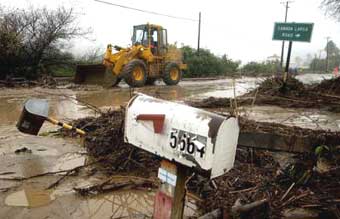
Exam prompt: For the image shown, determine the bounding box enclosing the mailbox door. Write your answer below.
[211,117,239,178]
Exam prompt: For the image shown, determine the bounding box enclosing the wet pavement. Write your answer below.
[0,73,337,218]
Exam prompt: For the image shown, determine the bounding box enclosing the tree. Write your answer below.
[0,6,89,79]
[76,47,103,64]
[181,45,240,77]
[321,0,340,20]
[326,40,340,57]
[322,0,340,18]
[241,60,279,76]
[309,41,340,72]
[326,40,340,70]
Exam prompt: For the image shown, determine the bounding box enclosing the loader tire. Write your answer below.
[122,59,147,87]
[105,67,121,87]
[111,77,121,87]
[163,63,181,85]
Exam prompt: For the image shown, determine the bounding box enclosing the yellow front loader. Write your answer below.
[74,24,186,87]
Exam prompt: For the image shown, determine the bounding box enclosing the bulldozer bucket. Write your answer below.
[74,64,118,87]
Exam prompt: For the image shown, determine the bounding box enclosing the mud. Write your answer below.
[0,74,339,219]
[5,188,55,208]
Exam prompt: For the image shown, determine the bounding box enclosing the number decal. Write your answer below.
[187,138,195,154]
[169,129,207,159]
[179,133,187,151]
[196,146,205,158]
[170,131,177,148]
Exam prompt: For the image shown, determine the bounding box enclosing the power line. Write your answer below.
[94,0,198,22]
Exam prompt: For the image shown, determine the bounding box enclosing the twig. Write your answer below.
[73,177,156,196]
[186,192,203,203]
[229,186,258,194]
[0,171,16,175]
[280,182,295,201]
[46,168,77,189]
[280,191,310,208]
[0,158,105,182]
[35,90,102,114]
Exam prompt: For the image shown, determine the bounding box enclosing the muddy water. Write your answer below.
[0,74,337,218]
[243,105,340,131]
[0,74,334,126]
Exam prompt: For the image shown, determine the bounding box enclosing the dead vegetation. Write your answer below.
[188,76,340,113]
[62,110,160,177]
[54,75,340,218]
[311,76,340,95]
[60,106,340,218]
[195,149,340,218]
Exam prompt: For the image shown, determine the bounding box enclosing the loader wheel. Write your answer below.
[105,67,121,87]
[122,59,147,87]
[163,63,181,85]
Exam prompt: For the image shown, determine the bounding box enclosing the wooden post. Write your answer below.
[170,164,189,219]
[153,160,190,219]
[281,41,293,92]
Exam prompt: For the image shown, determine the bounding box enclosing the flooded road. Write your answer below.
[0,73,334,125]
[0,73,337,219]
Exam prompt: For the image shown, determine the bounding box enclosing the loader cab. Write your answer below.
[132,24,168,56]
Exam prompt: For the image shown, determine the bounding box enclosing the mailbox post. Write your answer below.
[154,160,189,219]
[124,93,240,218]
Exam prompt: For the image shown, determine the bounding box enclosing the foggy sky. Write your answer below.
[2,0,340,63]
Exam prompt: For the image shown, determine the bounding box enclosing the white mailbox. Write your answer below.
[124,93,239,179]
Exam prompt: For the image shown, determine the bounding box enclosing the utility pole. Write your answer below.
[197,12,201,55]
[326,36,330,73]
[280,1,293,70]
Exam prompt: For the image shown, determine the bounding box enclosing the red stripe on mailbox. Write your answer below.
[136,114,165,133]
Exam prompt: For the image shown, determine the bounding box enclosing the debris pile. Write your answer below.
[248,76,305,96]
[197,148,340,218]
[0,75,71,88]
[188,76,340,112]
[63,109,339,218]
[311,76,340,95]
[66,110,160,177]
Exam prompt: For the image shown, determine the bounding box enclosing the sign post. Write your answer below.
[273,22,314,89]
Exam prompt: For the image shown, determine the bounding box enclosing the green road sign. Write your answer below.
[273,22,314,42]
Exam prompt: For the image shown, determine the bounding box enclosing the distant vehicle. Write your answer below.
[74,24,187,87]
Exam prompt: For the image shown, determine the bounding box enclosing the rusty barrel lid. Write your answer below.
[16,99,49,135]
